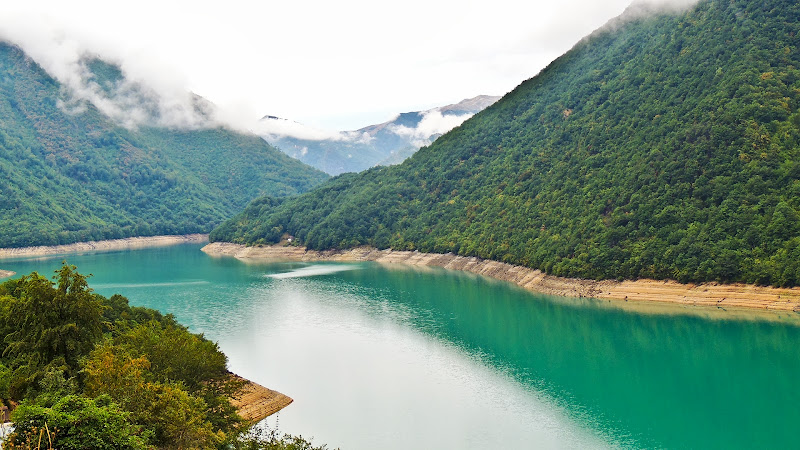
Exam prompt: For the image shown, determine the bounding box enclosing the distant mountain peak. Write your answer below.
[260,115,289,121]
[438,95,501,115]
[258,95,500,175]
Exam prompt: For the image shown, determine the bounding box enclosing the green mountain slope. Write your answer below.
[212,0,800,286]
[0,43,328,248]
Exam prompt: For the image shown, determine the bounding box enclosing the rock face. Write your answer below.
[202,243,800,313]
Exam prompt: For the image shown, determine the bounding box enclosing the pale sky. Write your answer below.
[0,0,666,131]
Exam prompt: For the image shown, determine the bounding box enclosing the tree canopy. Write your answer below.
[0,264,244,449]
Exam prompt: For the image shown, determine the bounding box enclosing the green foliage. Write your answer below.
[118,320,228,391]
[213,0,800,286]
[1,265,103,397]
[6,395,148,450]
[0,265,251,449]
[83,344,224,449]
[100,293,179,335]
[232,426,332,450]
[82,320,245,441]
[0,43,328,248]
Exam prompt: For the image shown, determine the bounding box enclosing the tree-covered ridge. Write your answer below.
[212,0,800,286]
[0,43,328,248]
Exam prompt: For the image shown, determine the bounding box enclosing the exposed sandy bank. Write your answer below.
[0,234,209,260]
[230,375,293,422]
[203,242,800,314]
[0,270,14,279]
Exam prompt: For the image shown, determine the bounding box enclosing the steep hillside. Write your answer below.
[212,0,800,286]
[262,95,499,175]
[0,43,328,248]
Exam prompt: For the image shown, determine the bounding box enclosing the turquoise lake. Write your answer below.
[2,244,799,449]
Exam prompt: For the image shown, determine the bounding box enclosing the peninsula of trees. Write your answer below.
[0,265,328,449]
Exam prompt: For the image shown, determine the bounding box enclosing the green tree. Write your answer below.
[83,338,233,449]
[5,394,148,450]
[1,264,103,397]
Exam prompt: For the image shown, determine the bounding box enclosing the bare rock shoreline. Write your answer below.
[0,234,209,280]
[230,376,293,422]
[203,242,800,314]
[0,234,209,260]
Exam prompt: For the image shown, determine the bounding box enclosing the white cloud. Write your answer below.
[0,15,218,130]
[0,0,701,132]
[389,110,474,147]
[253,117,373,143]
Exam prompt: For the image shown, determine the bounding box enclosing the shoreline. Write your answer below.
[0,236,292,422]
[0,234,209,261]
[202,242,800,314]
[230,375,293,423]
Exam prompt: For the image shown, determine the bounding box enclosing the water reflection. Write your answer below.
[2,248,799,449]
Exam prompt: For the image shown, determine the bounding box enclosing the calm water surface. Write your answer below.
[2,244,799,449]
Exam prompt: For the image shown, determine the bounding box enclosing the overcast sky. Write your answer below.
[1,0,668,131]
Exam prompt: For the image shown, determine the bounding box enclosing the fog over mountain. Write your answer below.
[0,42,327,248]
[0,0,698,132]
[256,95,500,174]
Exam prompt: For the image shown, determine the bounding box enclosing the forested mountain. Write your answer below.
[261,95,500,175]
[212,0,800,286]
[0,43,328,248]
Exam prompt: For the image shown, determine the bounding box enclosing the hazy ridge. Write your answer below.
[260,95,500,175]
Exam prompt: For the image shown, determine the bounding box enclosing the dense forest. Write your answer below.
[0,265,328,449]
[213,0,800,286]
[0,44,328,248]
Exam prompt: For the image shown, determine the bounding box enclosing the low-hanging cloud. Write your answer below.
[388,110,474,148]
[608,0,702,27]
[254,116,373,144]
[0,16,222,130]
[0,0,705,135]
